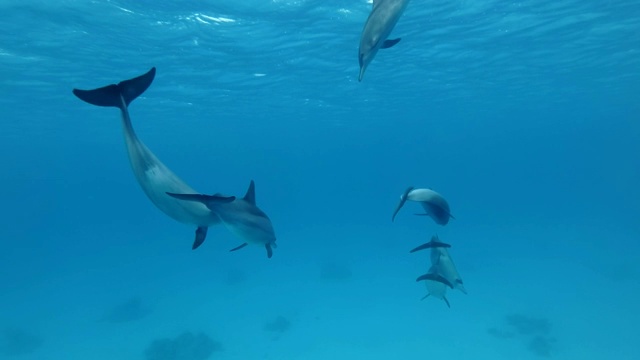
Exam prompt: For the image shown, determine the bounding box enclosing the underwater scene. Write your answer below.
[0,0,639,359]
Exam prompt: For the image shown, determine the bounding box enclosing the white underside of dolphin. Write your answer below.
[411,235,467,297]
[72,68,276,257]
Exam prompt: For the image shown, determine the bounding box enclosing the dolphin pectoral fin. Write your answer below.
[166,192,236,205]
[413,213,429,216]
[265,243,273,258]
[409,241,451,253]
[443,296,451,308]
[392,186,414,222]
[72,67,156,109]
[229,243,248,252]
[416,273,454,289]
[381,38,401,49]
[193,226,208,250]
[420,294,430,301]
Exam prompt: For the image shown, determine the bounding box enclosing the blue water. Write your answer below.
[1,0,639,359]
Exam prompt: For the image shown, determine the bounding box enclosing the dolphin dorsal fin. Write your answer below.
[244,180,256,205]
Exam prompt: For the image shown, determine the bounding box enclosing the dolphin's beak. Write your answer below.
[358,66,366,82]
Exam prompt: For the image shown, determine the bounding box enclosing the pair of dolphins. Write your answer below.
[358,0,411,81]
[72,67,277,258]
[411,235,467,308]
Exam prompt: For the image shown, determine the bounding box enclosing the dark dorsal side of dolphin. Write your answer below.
[72,67,156,110]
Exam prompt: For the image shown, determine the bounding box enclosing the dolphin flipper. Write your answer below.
[416,273,454,289]
[166,192,236,207]
[230,243,248,252]
[265,243,273,258]
[72,67,156,109]
[193,226,208,250]
[420,294,430,301]
[381,38,401,49]
[443,296,451,308]
[409,241,451,253]
[392,186,414,222]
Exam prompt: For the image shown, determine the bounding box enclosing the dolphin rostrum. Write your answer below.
[72,67,234,250]
[358,0,411,81]
[412,235,467,294]
[167,180,278,258]
[391,186,454,225]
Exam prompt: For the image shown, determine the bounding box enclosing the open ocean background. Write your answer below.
[1,0,639,359]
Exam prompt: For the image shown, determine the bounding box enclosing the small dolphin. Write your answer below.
[167,180,278,258]
[358,0,411,81]
[417,265,451,308]
[412,235,467,294]
[72,68,233,250]
[391,186,454,225]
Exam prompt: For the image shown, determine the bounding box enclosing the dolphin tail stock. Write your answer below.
[381,38,401,49]
[166,192,236,207]
[192,226,208,250]
[416,273,454,289]
[72,67,157,110]
[391,186,414,222]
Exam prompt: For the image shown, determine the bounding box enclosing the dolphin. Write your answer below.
[358,0,411,81]
[411,235,467,294]
[72,67,234,250]
[418,265,451,308]
[167,180,278,258]
[391,186,454,225]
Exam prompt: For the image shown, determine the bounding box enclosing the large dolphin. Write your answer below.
[167,180,278,258]
[358,0,411,81]
[411,235,467,294]
[391,186,454,225]
[72,67,234,250]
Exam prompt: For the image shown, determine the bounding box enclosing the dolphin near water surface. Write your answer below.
[358,0,411,81]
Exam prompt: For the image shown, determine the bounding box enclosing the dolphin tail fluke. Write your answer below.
[230,243,248,252]
[72,67,156,109]
[409,240,451,253]
[416,273,454,289]
[391,186,414,222]
[193,226,208,250]
[381,38,401,49]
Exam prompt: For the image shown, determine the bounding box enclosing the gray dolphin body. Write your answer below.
[167,180,278,258]
[420,265,451,308]
[412,235,467,295]
[358,0,410,81]
[392,187,454,225]
[72,68,234,250]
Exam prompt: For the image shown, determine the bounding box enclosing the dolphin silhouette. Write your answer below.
[392,187,454,225]
[167,180,278,258]
[72,67,234,250]
[358,0,411,81]
[412,235,467,294]
[418,265,451,308]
